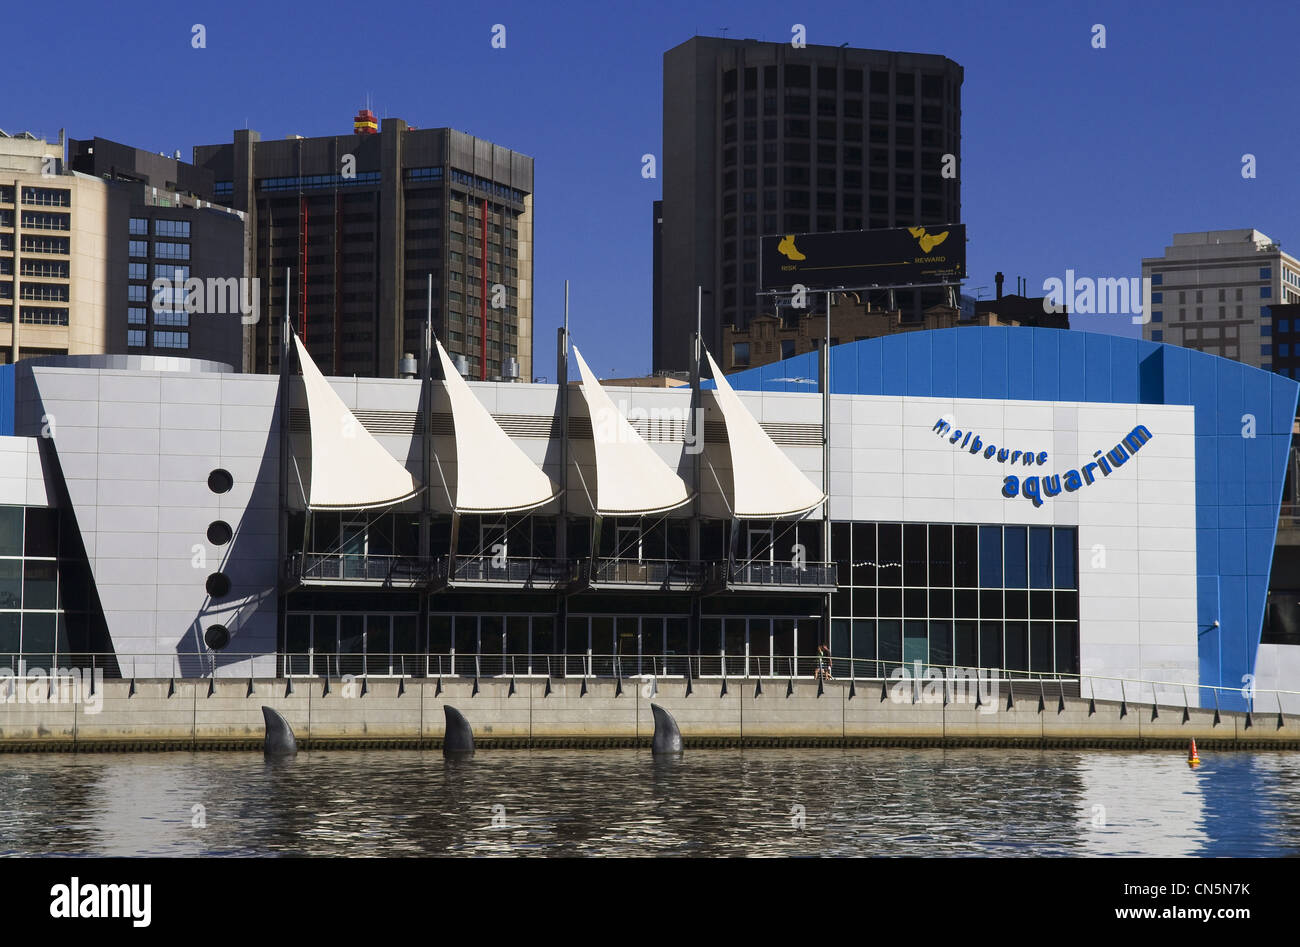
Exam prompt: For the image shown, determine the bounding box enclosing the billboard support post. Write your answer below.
[821,288,833,650]
[823,288,832,562]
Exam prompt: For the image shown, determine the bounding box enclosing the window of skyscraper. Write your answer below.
[154,219,190,238]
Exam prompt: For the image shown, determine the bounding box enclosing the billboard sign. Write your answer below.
[761,225,966,292]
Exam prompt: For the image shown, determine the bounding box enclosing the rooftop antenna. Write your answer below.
[720,27,729,38]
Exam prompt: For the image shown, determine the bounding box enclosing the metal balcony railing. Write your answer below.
[436,555,577,589]
[723,561,838,590]
[290,553,430,586]
[584,558,709,591]
[13,651,1300,718]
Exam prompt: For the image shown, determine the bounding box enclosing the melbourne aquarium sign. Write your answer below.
[932,418,1154,507]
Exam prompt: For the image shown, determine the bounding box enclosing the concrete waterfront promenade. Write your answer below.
[1,676,1298,751]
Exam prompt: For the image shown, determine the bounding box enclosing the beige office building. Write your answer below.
[0,130,120,362]
[1141,229,1300,370]
[2,130,248,367]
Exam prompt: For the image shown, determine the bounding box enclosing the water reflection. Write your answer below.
[0,749,1295,857]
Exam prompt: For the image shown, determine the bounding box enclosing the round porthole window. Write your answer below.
[206,572,231,597]
[204,624,231,651]
[208,469,234,494]
[207,521,233,545]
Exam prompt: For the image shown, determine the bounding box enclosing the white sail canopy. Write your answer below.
[293,333,422,510]
[572,344,692,516]
[705,349,825,518]
[435,337,560,513]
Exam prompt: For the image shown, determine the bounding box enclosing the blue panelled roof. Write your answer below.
[722,327,1300,711]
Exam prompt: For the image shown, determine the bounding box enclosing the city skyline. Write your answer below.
[4,0,1298,379]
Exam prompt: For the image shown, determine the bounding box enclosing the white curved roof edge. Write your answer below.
[571,344,693,516]
[705,348,826,519]
[435,337,560,513]
[293,334,422,511]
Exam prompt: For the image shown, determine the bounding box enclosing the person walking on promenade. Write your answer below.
[816,644,833,681]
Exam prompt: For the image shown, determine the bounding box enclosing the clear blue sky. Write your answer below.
[8,0,1297,378]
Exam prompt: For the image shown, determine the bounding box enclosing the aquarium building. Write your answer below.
[0,326,1294,713]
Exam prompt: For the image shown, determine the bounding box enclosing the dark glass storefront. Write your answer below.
[282,516,1078,681]
[829,521,1079,679]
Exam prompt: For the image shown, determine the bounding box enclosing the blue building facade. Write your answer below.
[725,328,1300,711]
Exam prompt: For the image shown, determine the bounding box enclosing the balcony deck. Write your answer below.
[289,553,430,588]
[433,555,577,591]
[719,561,838,593]
[580,558,709,593]
[284,553,836,594]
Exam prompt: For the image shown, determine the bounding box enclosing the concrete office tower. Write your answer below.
[194,114,535,381]
[1141,230,1300,371]
[653,37,963,373]
[68,138,247,368]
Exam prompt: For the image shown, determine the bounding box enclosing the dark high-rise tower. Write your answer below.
[653,37,963,373]
[194,114,534,380]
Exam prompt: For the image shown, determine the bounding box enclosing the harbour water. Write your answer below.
[1,748,1296,857]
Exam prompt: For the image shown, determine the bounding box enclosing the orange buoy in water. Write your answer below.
[1188,738,1201,767]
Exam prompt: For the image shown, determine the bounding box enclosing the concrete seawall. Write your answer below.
[1,677,1297,751]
